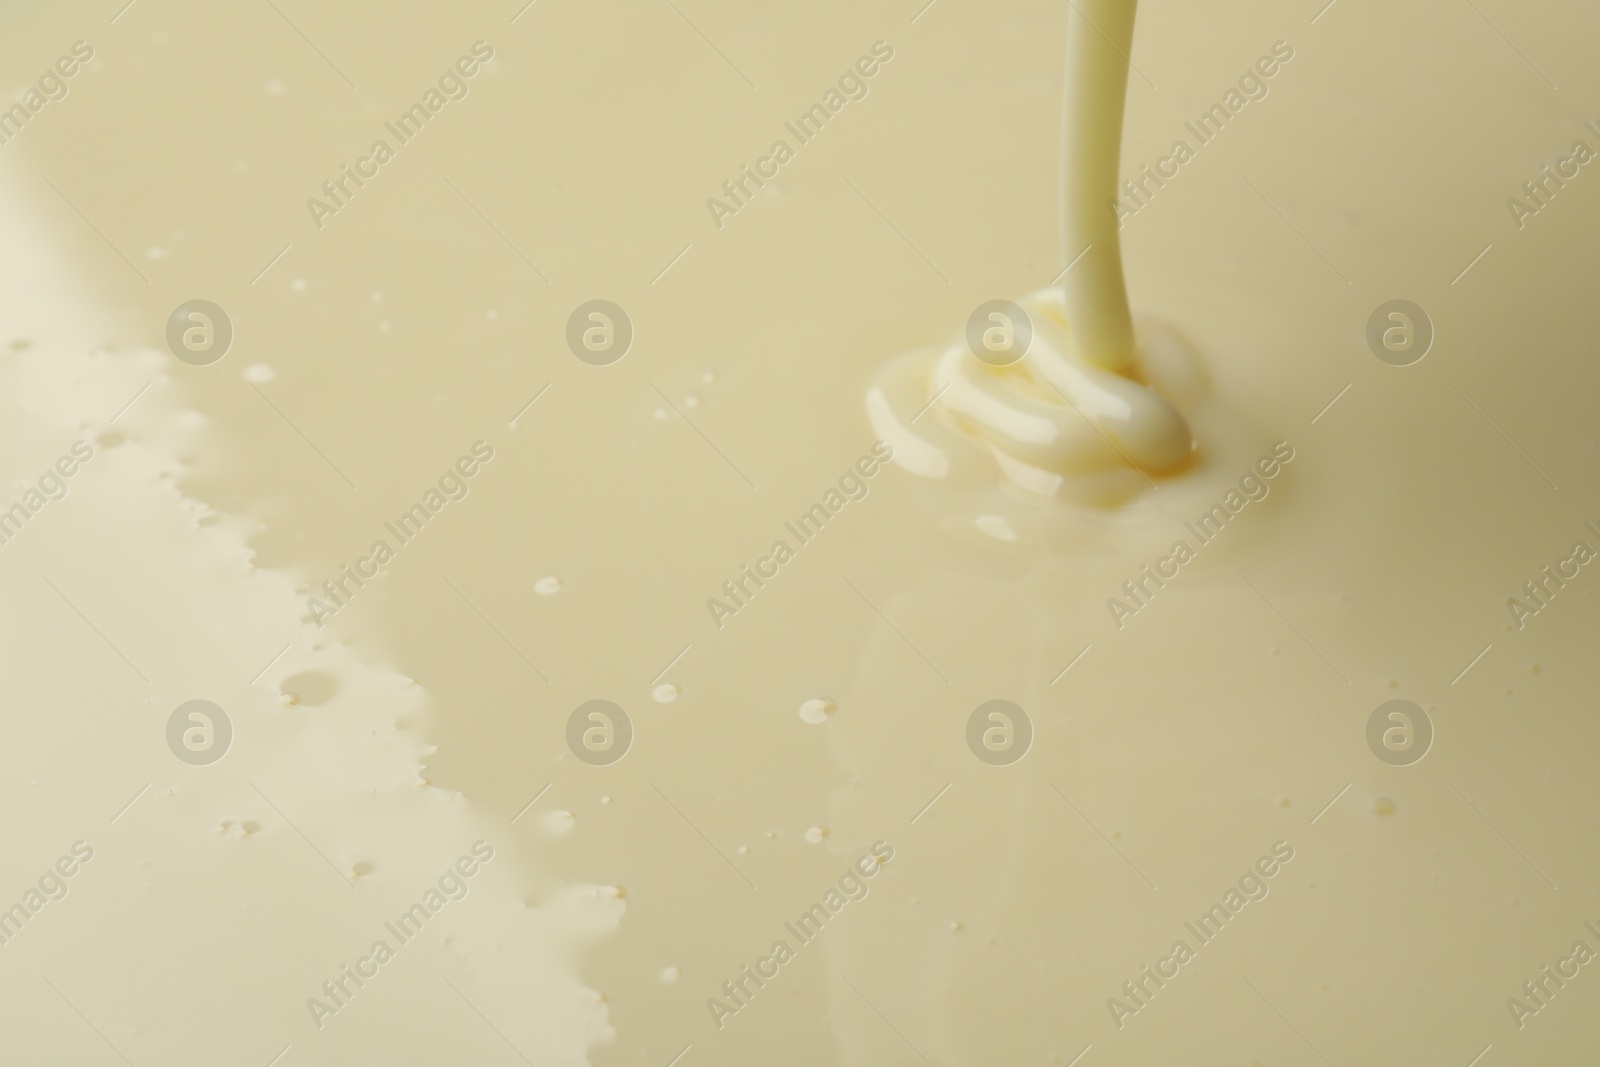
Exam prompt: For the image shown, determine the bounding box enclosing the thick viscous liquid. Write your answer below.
[1,2,1598,1066]
[871,0,1203,511]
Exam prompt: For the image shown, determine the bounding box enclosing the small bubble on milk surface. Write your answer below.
[798,697,835,724]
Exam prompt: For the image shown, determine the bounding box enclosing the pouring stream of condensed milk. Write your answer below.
[868,0,1199,509]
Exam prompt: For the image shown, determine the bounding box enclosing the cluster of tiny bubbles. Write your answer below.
[654,370,718,419]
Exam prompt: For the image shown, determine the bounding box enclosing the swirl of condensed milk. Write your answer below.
[868,0,1206,510]
[866,287,1205,509]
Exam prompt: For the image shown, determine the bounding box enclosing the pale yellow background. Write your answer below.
[0,1,1597,1065]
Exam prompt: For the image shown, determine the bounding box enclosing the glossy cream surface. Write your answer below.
[1,2,1598,1065]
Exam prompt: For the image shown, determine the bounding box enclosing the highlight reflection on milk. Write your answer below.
[870,0,1200,509]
